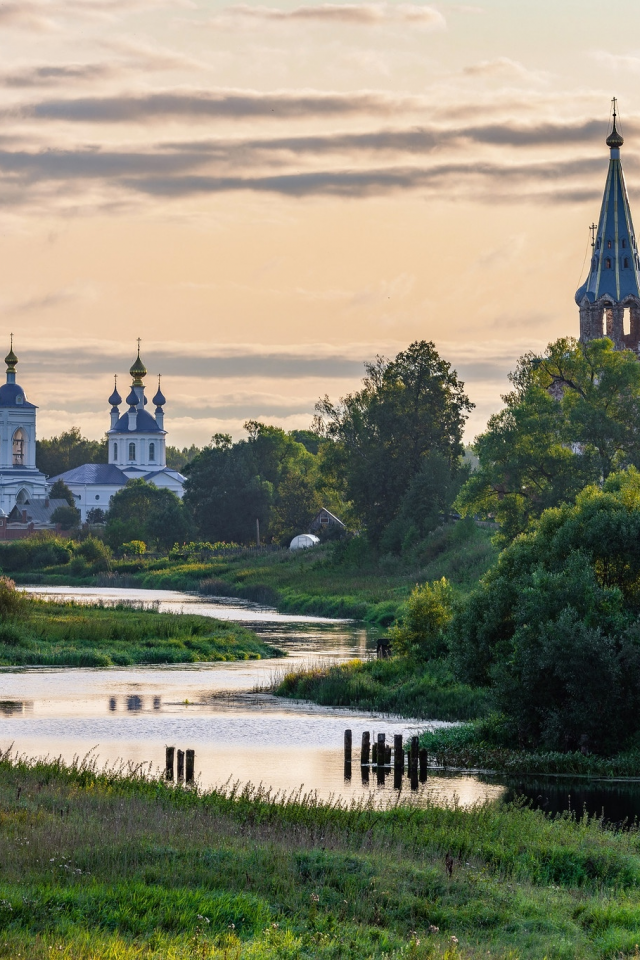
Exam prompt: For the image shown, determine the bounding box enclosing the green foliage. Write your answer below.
[50,503,81,530]
[0,576,27,620]
[104,480,194,551]
[121,540,146,556]
[48,479,76,506]
[456,336,640,543]
[315,341,473,547]
[165,442,202,471]
[449,467,640,753]
[389,578,454,660]
[37,426,107,477]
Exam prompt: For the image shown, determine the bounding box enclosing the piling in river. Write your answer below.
[186,749,195,783]
[177,749,185,782]
[361,731,370,765]
[165,746,175,781]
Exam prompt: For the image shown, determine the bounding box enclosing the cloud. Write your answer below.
[591,50,640,74]
[217,3,446,26]
[0,64,117,89]
[462,57,546,82]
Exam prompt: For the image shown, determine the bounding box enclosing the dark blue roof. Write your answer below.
[0,382,36,408]
[111,410,161,433]
[153,387,166,406]
[48,464,127,485]
[108,387,122,406]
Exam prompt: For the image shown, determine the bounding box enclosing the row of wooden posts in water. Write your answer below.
[344,730,428,790]
[165,746,195,783]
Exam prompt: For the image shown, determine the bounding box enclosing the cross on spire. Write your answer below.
[590,222,597,247]
[137,337,141,353]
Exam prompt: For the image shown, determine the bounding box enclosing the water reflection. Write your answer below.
[501,777,640,825]
[0,700,31,716]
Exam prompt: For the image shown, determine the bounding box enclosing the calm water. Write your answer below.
[1,586,638,819]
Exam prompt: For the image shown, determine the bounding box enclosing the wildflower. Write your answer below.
[450,936,459,943]
[428,925,439,934]
[310,893,320,902]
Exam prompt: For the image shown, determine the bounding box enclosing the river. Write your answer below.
[1,586,638,819]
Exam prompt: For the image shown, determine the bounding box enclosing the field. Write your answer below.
[3,752,640,958]
[0,600,277,667]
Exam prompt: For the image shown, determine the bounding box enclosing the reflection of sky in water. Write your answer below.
[0,586,506,808]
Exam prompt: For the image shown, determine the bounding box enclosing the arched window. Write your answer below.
[606,257,612,269]
[16,489,28,504]
[622,238,627,248]
[624,257,630,269]
[12,428,25,465]
[113,443,118,461]
[128,442,136,461]
[149,442,155,462]
[607,239,612,249]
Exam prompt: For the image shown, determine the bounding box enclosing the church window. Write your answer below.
[625,257,630,268]
[12,428,25,466]
[16,395,22,405]
[95,495,100,501]
[608,239,612,248]
[113,443,117,460]
[606,257,612,269]
[149,442,155,462]
[622,238,627,248]
[128,442,136,461]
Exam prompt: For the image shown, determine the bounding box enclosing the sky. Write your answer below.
[0,0,638,447]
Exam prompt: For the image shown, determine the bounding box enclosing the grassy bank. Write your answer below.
[419,725,640,779]
[0,600,278,667]
[275,658,492,722]
[5,753,640,957]
[7,521,498,627]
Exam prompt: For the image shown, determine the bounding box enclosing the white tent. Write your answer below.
[289,533,320,551]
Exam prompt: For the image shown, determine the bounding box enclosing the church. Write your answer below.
[49,344,185,521]
[576,102,640,349]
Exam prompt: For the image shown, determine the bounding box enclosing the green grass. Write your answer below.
[6,521,498,627]
[274,657,492,722]
[419,725,640,779]
[5,752,640,957]
[0,600,279,667]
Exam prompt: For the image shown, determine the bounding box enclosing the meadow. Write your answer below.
[3,751,640,958]
[0,600,277,667]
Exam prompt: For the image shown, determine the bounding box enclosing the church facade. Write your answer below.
[50,346,185,521]
[0,342,48,517]
[576,105,640,350]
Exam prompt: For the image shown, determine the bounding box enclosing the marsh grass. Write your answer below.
[273,658,492,722]
[0,600,278,667]
[4,750,640,956]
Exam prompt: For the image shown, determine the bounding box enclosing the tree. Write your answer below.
[49,479,76,507]
[50,503,81,530]
[37,427,107,478]
[86,507,106,524]
[456,337,640,543]
[314,341,473,547]
[104,480,193,551]
[389,578,453,660]
[449,468,640,753]
[165,444,202,471]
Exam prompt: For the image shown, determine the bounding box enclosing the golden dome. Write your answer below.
[129,340,147,386]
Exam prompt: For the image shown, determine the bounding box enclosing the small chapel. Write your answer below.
[576,102,640,349]
[50,344,185,521]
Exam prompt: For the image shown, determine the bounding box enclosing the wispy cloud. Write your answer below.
[216,3,446,27]
[462,57,549,83]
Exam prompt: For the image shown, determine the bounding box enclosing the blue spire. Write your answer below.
[576,100,640,305]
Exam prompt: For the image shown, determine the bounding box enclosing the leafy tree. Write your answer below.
[86,507,106,524]
[456,337,640,543]
[449,468,640,753]
[50,503,81,530]
[104,479,193,551]
[49,479,76,507]
[37,427,107,478]
[165,444,202,471]
[315,341,473,547]
[389,578,453,660]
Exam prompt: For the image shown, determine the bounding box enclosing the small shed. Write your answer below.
[289,534,320,551]
[309,507,345,535]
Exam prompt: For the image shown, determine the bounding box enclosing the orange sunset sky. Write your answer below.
[0,0,637,445]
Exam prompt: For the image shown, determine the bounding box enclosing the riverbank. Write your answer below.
[274,658,492,722]
[3,751,640,958]
[6,520,498,626]
[0,600,278,667]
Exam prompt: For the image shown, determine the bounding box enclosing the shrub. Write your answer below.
[0,577,28,620]
[121,540,146,556]
[389,577,453,660]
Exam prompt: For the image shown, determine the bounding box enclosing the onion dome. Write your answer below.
[108,376,122,407]
[126,388,138,406]
[606,110,624,150]
[153,375,166,407]
[5,336,17,375]
[129,340,147,386]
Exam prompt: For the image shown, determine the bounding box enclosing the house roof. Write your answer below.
[48,463,128,486]
[111,409,162,434]
[8,498,68,524]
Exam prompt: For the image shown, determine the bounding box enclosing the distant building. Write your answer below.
[576,102,640,351]
[0,499,68,541]
[309,507,345,535]
[49,344,185,521]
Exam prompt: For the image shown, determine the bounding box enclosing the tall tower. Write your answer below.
[107,342,167,471]
[576,101,640,350]
[0,338,47,512]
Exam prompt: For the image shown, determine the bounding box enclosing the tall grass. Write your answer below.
[4,750,640,956]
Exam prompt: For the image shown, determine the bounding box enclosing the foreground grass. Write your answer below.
[0,601,277,667]
[5,754,640,957]
[274,657,492,722]
[419,725,640,779]
[9,522,498,626]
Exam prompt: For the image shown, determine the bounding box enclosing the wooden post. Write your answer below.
[419,748,428,782]
[385,744,391,766]
[372,741,378,765]
[177,749,185,782]
[361,731,370,766]
[344,759,352,782]
[377,733,385,783]
[165,746,175,781]
[186,749,195,783]
[361,764,370,786]
[393,765,402,791]
[394,735,403,772]
[410,736,419,790]
[344,729,352,763]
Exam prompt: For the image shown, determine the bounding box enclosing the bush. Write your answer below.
[389,577,453,660]
[121,540,146,556]
[0,577,28,619]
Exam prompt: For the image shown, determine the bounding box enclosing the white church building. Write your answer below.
[50,344,186,520]
[0,340,48,515]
